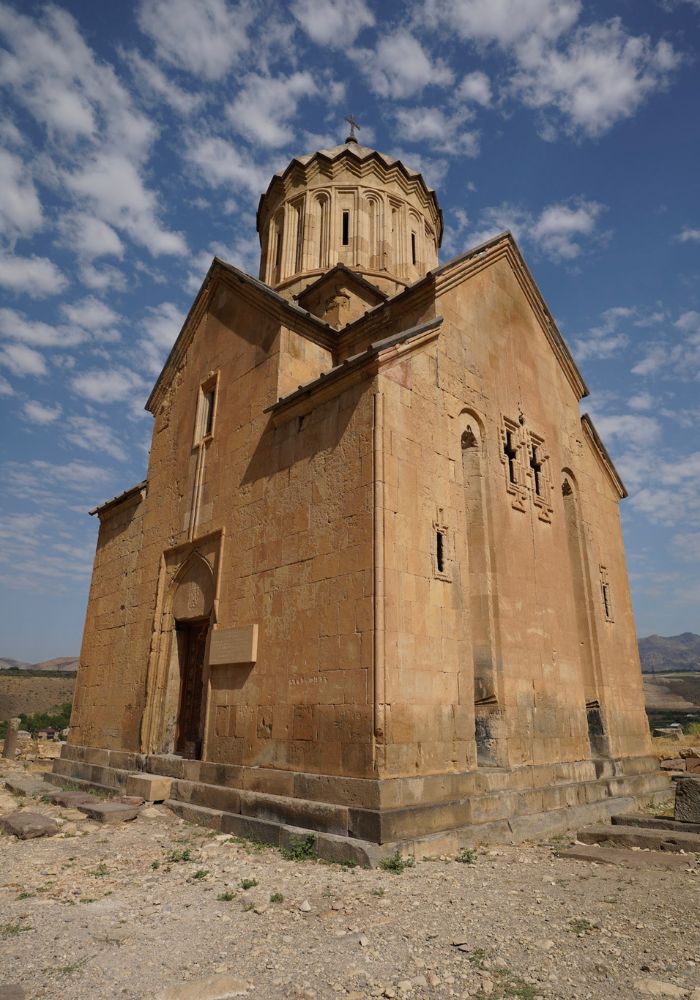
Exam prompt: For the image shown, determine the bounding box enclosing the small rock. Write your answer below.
[359,936,369,947]
[299,900,311,912]
[632,980,690,998]
[153,974,252,999]
[0,810,59,839]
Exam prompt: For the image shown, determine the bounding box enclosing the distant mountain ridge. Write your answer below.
[0,656,78,674]
[2,635,698,678]
[638,632,700,674]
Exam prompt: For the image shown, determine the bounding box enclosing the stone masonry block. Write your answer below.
[674,776,700,824]
[126,773,173,801]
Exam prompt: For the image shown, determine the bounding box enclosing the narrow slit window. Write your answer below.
[203,389,215,437]
[274,223,283,280]
[600,566,614,622]
[196,380,217,443]
[529,444,543,496]
[436,529,445,574]
[411,232,417,265]
[342,210,350,246]
[602,583,611,619]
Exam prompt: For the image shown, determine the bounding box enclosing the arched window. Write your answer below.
[316,193,330,269]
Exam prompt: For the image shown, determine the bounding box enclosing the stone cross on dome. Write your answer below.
[344,113,360,143]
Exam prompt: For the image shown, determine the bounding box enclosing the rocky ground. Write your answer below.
[1,758,699,1000]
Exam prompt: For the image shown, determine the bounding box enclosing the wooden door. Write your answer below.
[175,620,208,759]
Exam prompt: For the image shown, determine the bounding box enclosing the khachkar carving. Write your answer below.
[499,415,553,520]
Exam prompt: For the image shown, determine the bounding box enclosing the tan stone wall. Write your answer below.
[69,490,146,750]
[375,254,651,777]
[75,276,377,776]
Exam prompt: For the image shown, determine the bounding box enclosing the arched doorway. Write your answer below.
[170,554,215,759]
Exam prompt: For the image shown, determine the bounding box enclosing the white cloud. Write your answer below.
[139,301,186,375]
[137,0,251,80]
[628,392,655,411]
[422,0,580,46]
[59,212,125,261]
[66,415,127,461]
[23,400,62,424]
[123,49,204,115]
[292,0,375,46]
[61,297,121,332]
[0,342,48,377]
[353,30,454,99]
[0,374,13,396]
[71,367,145,404]
[394,106,479,156]
[632,311,700,379]
[510,19,681,138]
[573,306,633,361]
[0,149,43,239]
[676,227,700,243]
[531,200,604,259]
[420,3,681,138]
[185,136,271,198]
[78,262,128,293]
[466,197,604,264]
[228,72,318,148]
[0,5,154,156]
[593,413,662,450]
[65,152,187,257]
[455,71,493,106]
[0,254,68,298]
[0,308,86,348]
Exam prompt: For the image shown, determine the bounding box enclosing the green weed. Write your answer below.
[280,834,317,862]
[456,848,477,864]
[378,851,415,874]
[240,878,258,890]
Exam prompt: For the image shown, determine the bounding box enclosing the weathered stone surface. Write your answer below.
[126,772,172,801]
[660,758,685,771]
[558,845,693,870]
[632,980,690,998]
[674,776,700,823]
[0,810,60,839]
[76,801,140,824]
[2,717,20,759]
[685,757,700,774]
[49,790,95,807]
[611,812,700,835]
[153,974,252,999]
[4,775,56,797]
[577,822,700,853]
[0,985,26,1000]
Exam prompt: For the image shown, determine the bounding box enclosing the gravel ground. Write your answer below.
[1,760,699,1000]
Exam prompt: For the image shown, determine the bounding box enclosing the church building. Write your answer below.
[54,127,666,861]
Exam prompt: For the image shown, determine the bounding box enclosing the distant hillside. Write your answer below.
[639,633,700,674]
[0,673,75,720]
[0,655,78,674]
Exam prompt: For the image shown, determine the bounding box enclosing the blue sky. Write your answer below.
[0,0,698,661]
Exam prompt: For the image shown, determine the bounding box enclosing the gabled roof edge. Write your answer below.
[581,414,628,500]
[90,480,147,517]
[144,258,338,415]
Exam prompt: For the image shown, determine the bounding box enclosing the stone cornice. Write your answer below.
[581,414,628,500]
[265,317,443,425]
[90,480,147,518]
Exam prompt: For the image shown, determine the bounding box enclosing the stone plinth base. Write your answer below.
[49,744,670,866]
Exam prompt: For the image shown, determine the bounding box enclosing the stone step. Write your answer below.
[577,823,700,853]
[611,813,700,835]
[164,798,384,868]
[559,845,695,870]
[76,801,141,824]
[4,774,58,798]
[43,770,118,797]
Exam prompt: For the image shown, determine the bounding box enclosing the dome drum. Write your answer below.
[257,141,442,300]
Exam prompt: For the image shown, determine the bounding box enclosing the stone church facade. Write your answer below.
[54,136,666,860]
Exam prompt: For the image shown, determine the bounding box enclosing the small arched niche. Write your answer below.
[172,553,215,622]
